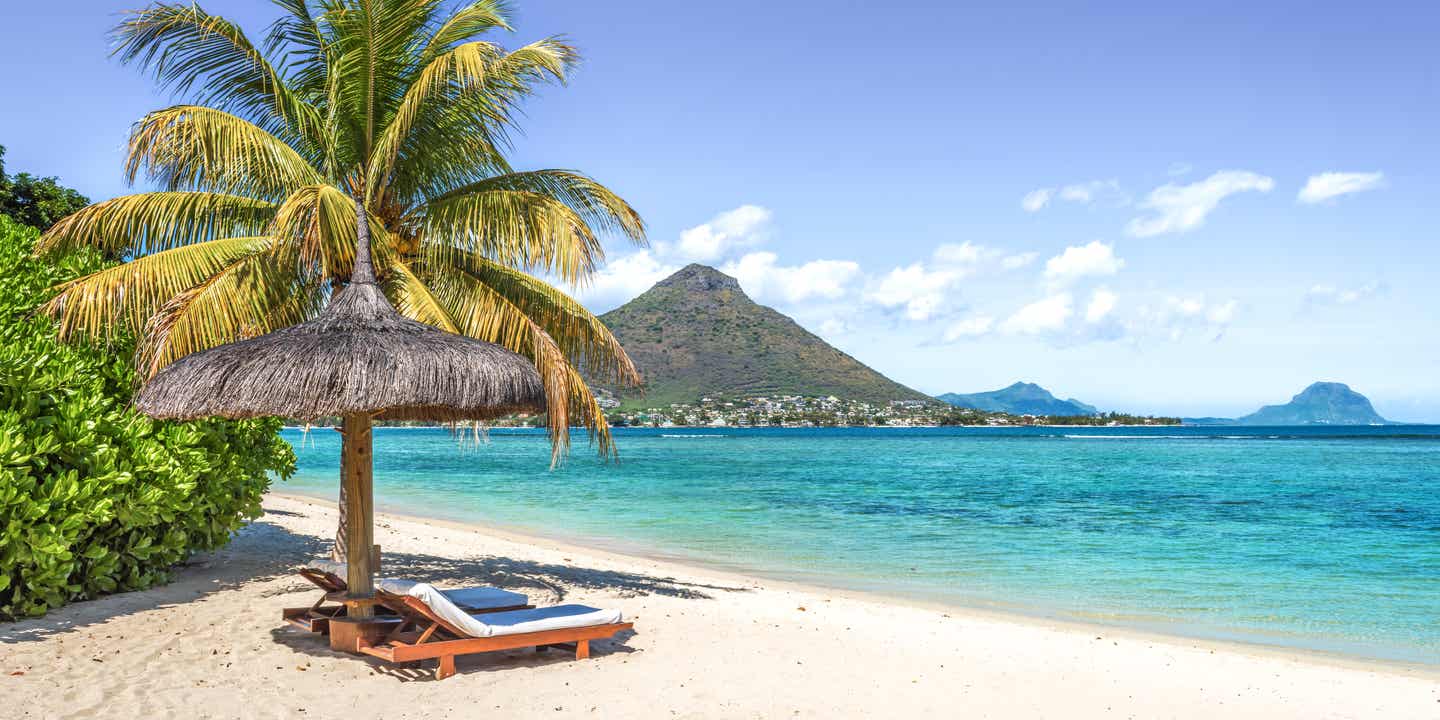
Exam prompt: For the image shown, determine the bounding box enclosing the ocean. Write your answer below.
[277,425,1440,665]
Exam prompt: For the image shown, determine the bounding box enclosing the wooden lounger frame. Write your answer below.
[281,568,531,634]
[282,568,359,633]
[357,590,632,680]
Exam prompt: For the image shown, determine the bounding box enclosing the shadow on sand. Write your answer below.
[2,507,746,653]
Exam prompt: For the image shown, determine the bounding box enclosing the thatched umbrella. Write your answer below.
[135,199,547,618]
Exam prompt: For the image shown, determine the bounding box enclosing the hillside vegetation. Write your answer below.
[598,264,932,408]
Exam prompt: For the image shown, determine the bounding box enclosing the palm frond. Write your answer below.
[135,246,322,378]
[429,264,617,460]
[382,38,578,202]
[366,40,507,200]
[113,3,320,148]
[41,236,275,342]
[382,259,460,333]
[417,0,511,66]
[420,188,602,284]
[429,168,646,249]
[127,105,322,201]
[437,251,639,387]
[38,192,275,257]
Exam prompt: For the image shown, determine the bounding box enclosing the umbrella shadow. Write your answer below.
[1,509,748,645]
[371,549,747,605]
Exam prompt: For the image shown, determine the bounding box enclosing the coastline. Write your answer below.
[6,492,1437,719]
[269,491,1439,679]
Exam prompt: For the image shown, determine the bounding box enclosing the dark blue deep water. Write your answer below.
[279,425,1440,664]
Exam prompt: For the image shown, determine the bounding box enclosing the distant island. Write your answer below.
[1186,382,1392,426]
[939,382,1100,416]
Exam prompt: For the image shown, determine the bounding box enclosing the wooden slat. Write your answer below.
[375,623,633,663]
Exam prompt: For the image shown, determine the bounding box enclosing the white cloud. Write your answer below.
[942,315,994,342]
[933,241,987,266]
[1001,252,1038,270]
[576,250,680,310]
[1001,293,1074,335]
[1023,180,1127,212]
[1021,188,1053,212]
[1306,282,1383,306]
[817,317,851,337]
[865,263,961,321]
[1126,170,1274,237]
[722,252,861,304]
[1297,172,1384,204]
[1058,179,1127,206]
[1044,241,1125,283]
[676,205,772,262]
[1205,299,1238,324]
[1139,295,1241,341]
[1085,288,1118,323]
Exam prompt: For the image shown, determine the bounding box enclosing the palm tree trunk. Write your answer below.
[331,445,348,562]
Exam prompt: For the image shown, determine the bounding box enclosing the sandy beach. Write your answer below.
[3,493,1435,719]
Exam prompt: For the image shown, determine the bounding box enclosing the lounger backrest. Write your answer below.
[299,568,346,593]
[376,588,471,638]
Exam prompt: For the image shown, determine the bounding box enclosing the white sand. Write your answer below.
[3,493,1435,719]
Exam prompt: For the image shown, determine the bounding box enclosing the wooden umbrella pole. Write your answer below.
[341,412,375,618]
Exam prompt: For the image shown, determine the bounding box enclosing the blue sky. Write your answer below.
[2,1,1436,419]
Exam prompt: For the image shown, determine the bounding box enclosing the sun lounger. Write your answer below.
[282,561,530,633]
[359,583,632,680]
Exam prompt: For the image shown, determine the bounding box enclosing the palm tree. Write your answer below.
[37,1,644,556]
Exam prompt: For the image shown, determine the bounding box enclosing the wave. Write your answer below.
[1063,434,1203,439]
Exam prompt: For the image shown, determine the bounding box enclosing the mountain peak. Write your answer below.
[939,382,1099,416]
[1238,381,1388,425]
[654,263,743,293]
[596,268,931,407]
[1298,381,1353,395]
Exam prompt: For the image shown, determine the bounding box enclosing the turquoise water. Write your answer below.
[278,426,1440,664]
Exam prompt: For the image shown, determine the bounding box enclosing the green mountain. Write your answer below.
[938,382,1099,416]
[1235,382,1390,425]
[597,264,932,408]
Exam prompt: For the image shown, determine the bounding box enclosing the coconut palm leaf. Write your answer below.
[436,250,639,387]
[38,192,275,256]
[113,2,320,147]
[135,246,321,377]
[127,105,322,201]
[426,263,614,459]
[43,236,275,342]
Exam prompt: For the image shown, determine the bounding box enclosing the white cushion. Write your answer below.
[306,569,529,610]
[301,559,347,577]
[407,582,622,638]
[376,577,418,594]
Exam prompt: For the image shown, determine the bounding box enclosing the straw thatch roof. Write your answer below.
[135,280,546,423]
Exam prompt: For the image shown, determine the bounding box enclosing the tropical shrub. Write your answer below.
[0,146,89,231]
[0,215,295,619]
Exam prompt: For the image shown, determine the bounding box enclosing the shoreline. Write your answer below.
[270,490,1440,679]
[9,492,1438,718]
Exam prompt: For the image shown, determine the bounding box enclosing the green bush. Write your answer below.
[0,215,295,619]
